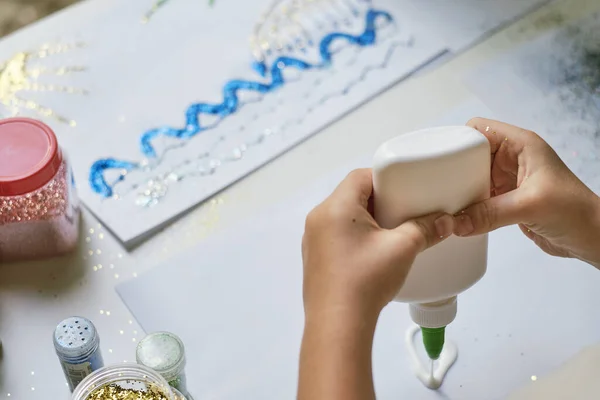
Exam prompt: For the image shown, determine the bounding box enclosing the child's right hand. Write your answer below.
[454,117,600,269]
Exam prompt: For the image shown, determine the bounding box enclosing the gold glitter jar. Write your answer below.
[0,117,79,262]
[71,363,186,400]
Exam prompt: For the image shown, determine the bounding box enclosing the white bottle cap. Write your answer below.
[409,297,457,328]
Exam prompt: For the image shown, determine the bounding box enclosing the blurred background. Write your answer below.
[0,0,79,37]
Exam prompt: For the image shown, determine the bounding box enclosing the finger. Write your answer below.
[394,213,454,253]
[454,191,525,236]
[466,117,529,155]
[467,118,532,181]
[332,168,373,208]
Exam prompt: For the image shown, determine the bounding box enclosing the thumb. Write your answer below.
[454,191,523,236]
[393,213,455,254]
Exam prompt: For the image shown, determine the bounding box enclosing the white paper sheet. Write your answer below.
[116,99,600,399]
[117,167,600,399]
[0,0,550,244]
[463,8,600,192]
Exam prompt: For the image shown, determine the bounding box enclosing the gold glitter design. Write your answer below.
[0,162,69,223]
[0,43,87,126]
[86,384,170,400]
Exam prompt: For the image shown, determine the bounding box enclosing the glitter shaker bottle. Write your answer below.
[137,332,191,399]
[71,363,185,400]
[0,118,79,262]
[54,316,105,392]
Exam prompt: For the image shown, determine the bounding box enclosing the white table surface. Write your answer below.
[0,0,597,398]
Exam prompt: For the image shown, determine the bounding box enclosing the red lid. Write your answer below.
[0,118,63,196]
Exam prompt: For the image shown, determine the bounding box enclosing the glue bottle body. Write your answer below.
[372,126,490,329]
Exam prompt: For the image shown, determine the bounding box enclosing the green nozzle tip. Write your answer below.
[421,326,445,360]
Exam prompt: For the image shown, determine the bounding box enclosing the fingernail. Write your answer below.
[454,213,474,236]
[434,215,454,238]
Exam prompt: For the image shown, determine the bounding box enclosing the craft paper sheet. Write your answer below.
[117,162,600,399]
[464,7,600,192]
[117,99,600,399]
[0,0,549,244]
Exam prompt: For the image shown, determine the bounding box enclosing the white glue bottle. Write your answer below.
[372,126,490,362]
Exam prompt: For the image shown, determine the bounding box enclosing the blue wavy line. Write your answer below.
[89,159,139,197]
[89,9,392,197]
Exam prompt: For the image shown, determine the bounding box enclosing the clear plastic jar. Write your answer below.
[71,363,186,400]
[136,332,190,398]
[0,117,79,262]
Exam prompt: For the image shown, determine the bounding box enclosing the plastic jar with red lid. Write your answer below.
[0,117,80,262]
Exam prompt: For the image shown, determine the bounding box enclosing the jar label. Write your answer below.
[63,361,92,390]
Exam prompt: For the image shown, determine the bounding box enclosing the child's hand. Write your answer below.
[455,118,600,269]
[301,169,454,318]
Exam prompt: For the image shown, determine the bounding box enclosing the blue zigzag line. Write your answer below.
[89,9,393,198]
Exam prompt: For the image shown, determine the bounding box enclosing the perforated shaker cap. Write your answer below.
[409,297,457,328]
[136,331,186,381]
[53,316,100,361]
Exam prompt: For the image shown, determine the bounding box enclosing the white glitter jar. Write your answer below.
[136,332,190,398]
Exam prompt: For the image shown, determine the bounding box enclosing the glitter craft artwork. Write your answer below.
[143,0,216,23]
[125,34,409,208]
[89,7,394,198]
[0,43,87,127]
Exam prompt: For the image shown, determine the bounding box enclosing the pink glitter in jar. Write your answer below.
[0,118,80,262]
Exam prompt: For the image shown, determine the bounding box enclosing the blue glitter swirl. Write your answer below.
[137,57,319,157]
[251,61,268,77]
[89,159,138,197]
[89,9,392,197]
